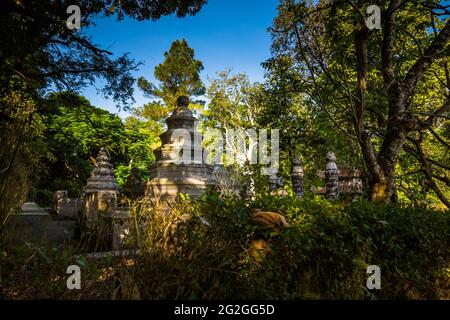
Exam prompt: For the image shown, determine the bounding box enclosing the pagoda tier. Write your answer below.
[85,147,119,194]
[147,96,216,201]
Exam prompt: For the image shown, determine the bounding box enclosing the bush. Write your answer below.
[128,193,450,299]
[2,193,449,299]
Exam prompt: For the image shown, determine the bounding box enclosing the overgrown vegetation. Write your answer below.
[2,194,449,299]
[1,0,449,301]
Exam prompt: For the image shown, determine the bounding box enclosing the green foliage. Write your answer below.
[264,0,450,206]
[126,194,450,299]
[137,39,205,113]
[1,1,207,108]
[2,194,449,299]
[119,116,159,184]
[97,0,207,20]
[0,0,207,230]
[204,70,262,129]
[0,79,39,227]
[0,243,121,299]
[252,196,450,299]
[30,93,156,203]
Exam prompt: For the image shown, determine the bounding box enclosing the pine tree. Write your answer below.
[137,39,205,113]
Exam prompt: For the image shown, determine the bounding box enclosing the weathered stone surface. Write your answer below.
[54,190,82,219]
[54,190,68,210]
[100,209,132,250]
[316,166,363,197]
[98,190,118,212]
[291,157,304,198]
[325,152,339,200]
[268,173,288,197]
[83,192,99,230]
[146,96,216,201]
[6,202,51,244]
[268,174,278,192]
[85,147,119,193]
[336,167,363,196]
[46,220,76,244]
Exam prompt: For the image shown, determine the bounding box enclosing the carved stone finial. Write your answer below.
[326,151,337,164]
[291,156,304,198]
[325,152,339,200]
[85,148,119,194]
[166,96,194,126]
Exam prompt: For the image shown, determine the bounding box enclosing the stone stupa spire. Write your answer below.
[85,147,119,194]
[147,96,216,201]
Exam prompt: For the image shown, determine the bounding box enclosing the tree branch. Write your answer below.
[403,20,450,101]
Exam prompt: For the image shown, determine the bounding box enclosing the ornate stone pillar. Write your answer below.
[244,164,255,201]
[291,157,304,198]
[53,190,68,214]
[269,173,278,192]
[82,147,119,231]
[325,151,339,200]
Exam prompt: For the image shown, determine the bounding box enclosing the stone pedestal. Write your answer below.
[146,96,216,201]
[6,202,76,246]
[269,174,278,192]
[100,209,132,250]
[6,202,51,245]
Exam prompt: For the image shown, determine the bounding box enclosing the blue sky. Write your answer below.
[82,0,279,118]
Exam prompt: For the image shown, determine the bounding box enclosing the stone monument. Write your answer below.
[146,96,216,201]
[269,173,278,192]
[54,190,82,220]
[291,157,304,198]
[82,147,119,230]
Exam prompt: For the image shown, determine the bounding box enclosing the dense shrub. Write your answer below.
[129,193,450,299]
[2,193,449,299]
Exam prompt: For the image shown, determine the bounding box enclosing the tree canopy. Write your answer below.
[263,0,450,208]
[137,38,205,112]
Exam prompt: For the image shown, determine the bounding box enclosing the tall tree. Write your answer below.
[0,1,207,107]
[137,39,205,114]
[133,39,205,156]
[203,70,262,167]
[267,0,450,206]
[32,93,126,200]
